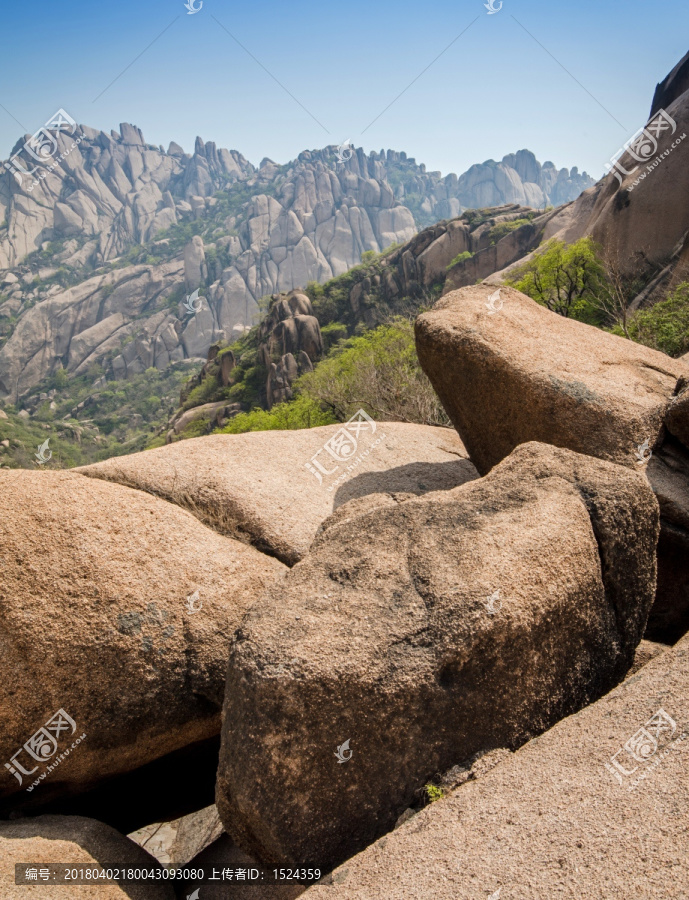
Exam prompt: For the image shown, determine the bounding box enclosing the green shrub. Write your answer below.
[297,318,450,426]
[220,395,335,434]
[181,374,226,411]
[615,281,689,357]
[321,321,349,351]
[425,784,445,803]
[487,215,537,244]
[446,250,473,270]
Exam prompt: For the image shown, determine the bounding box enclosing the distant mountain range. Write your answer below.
[0,122,594,401]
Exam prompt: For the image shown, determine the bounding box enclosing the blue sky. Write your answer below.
[1,0,687,181]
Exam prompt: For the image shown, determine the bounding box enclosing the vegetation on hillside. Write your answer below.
[297,319,449,426]
[506,237,689,356]
[613,281,689,357]
[4,220,688,469]
[0,362,197,468]
[304,242,413,329]
[220,395,336,434]
[216,319,448,436]
[486,212,542,245]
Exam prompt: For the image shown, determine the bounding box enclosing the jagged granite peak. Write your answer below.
[0,122,254,268]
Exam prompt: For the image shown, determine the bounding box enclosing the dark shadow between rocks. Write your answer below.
[645,435,689,643]
[332,459,477,510]
[0,736,220,835]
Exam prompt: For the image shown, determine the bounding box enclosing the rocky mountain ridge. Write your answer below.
[0,124,593,402]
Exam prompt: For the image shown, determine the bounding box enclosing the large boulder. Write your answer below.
[0,815,174,899]
[416,283,689,641]
[77,424,479,566]
[415,284,689,474]
[0,470,285,821]
[304,629,689,899]
[215,442,658,872]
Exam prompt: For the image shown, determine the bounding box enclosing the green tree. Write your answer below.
[505,238,608,322]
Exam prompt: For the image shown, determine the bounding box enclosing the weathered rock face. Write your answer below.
[0,259,197,397]
[184,234,207,291]
[0,148,415,398]
[452,151,592,212]
[304,630,689,900]
[541,67,689,306]
[77,423,478,566]
[0,815,175,899]
[0,470,285,818]
[215,442,658,871]
[336,205,559,330]
[256,291,325,407]
[415,283,689,641]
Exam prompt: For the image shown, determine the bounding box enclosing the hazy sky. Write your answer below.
[1,0,687,181]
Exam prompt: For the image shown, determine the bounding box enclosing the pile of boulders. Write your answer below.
[1,284,688,897]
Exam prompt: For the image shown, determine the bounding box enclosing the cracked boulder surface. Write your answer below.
[415,283,689,641]
[0,469,285,822]
[216,442,658,872]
